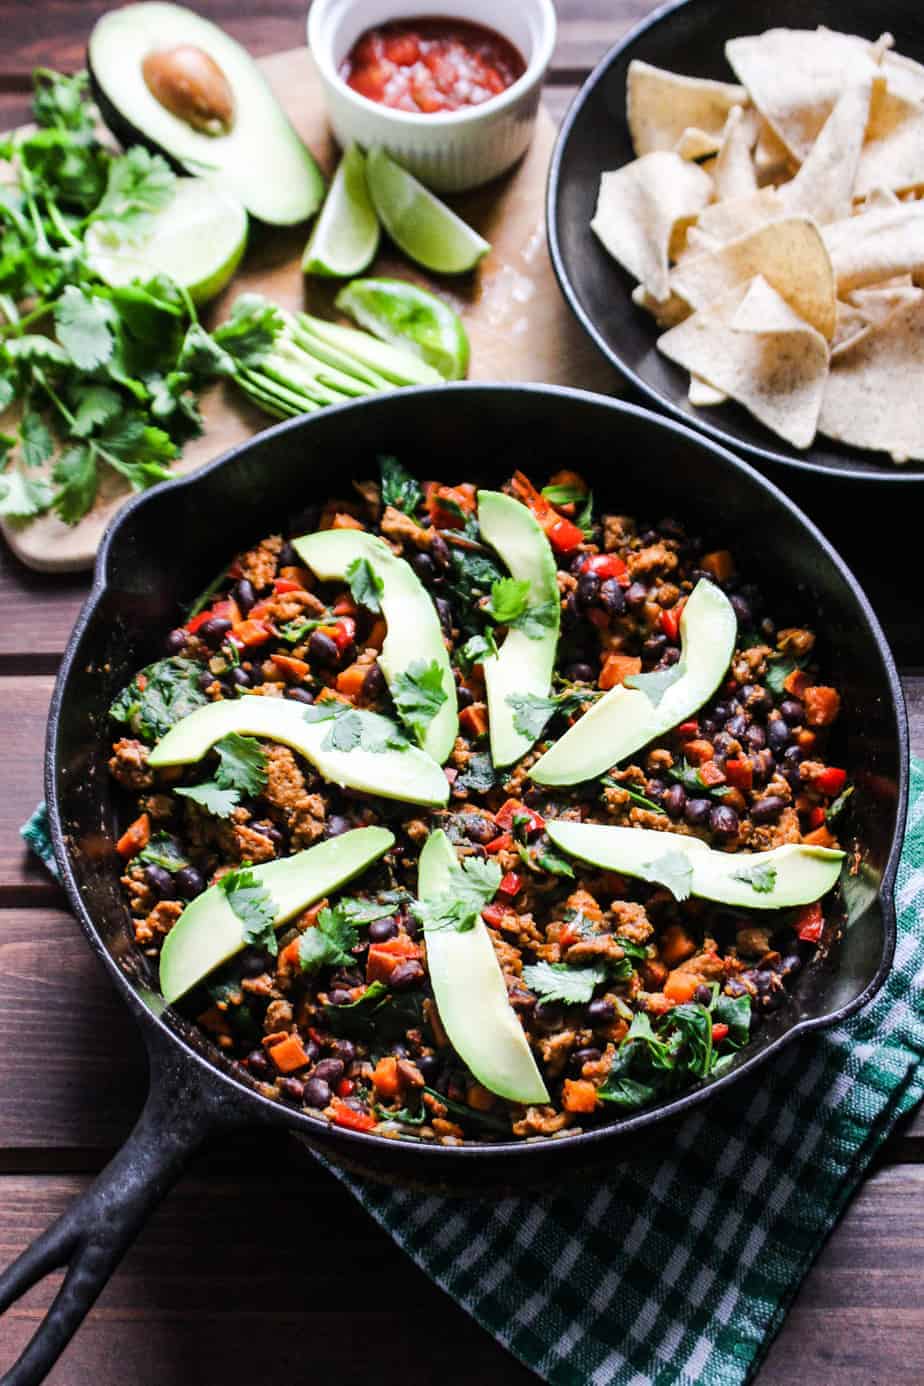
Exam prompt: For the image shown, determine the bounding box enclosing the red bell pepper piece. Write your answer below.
[582,553,628,582]
[485,833,513,855]
[547,517,584,555]
[329,1097,377,1133]
[337,1078,355,1097]
[659,598,687,642]
[494,798,545,835]
[724,758,753,793]
[498,871,521,897]
[185,609,213,635]
[814,766,847,797]
[795,901,824,944]
[274,578,302,594]
[711,1023,729,1044]
[675,719,699,740]
[808,805,827,829]
[481,903,506,927]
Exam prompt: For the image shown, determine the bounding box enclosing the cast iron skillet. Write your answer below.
[547,0,924,481]
[0,384,907,1386]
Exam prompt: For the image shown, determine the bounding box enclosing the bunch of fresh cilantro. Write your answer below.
[0,70,226,524]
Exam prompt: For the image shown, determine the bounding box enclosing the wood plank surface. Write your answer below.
[0,3,921,1384]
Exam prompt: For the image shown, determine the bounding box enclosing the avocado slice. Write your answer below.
[293,530,458,764]
[546,821,844,909]
[148,696,449,807]
[477,490,561,768]
[159,826,393,1002]
[418,831,549,1105]
[532,579,737,786]
[88,3,324,225]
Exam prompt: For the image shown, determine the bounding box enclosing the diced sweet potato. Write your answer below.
[803,686,840,727]
[599,653,642,691]
[562,1079,599,1113]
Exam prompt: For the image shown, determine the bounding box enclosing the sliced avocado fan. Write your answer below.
[546,821,844,910]
[159,826,393,1001]
[532,578,737,786]
[293,529,458,764]
[88,3,324,225]
[418,831,549,1105]
[477,490,561,768]
[148,696,449,807]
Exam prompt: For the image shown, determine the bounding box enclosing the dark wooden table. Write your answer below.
[0,3,922,1382]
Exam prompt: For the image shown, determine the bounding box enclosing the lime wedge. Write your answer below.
[366,147,490,275]
[302,144,380,278]
[335,277,469,380]
[84,176,247,305]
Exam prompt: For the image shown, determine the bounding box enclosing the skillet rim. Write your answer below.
[545,0,924,484]
[45,382,908,1164]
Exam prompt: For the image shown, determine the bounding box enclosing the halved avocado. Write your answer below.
[293,529,458,764]
[477,490,561,768]
[147,696,449,807]
[531,579,737,786]
[418,831,549,1105]
[159,826,393,1002]
[546,821,844,909]
[88,3,324,225]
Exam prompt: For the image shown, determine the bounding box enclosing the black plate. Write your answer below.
[0,386,907,1383]
[547,0,924,481]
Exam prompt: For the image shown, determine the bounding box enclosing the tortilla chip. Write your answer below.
[725,28,878,162]
[848,283,924,322]
[832,301,874,357]
[881,49,924,104]
[688,374,728,406]
[779,79,872,224]
[591,153,712,300]
[670,216,837,340]
[860,187,901,211]
[712,105,758,202]
[631,284,691,329]
[695,187,785,243]
[674,127,723,161]
[658,277,828,448]
[855,89,924,197]
[627,60,750,156]
[819,295,924,460]
[822,203,924,292]
[754,120,794,184]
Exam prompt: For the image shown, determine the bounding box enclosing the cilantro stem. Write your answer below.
[0,300,55,337]
[43,195,81,248]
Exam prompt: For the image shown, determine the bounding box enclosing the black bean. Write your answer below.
[233,578,256,615]
[693,984,712,1005]
[328,989,354,1006]
[462,813,497,845]
[144,863,175,899]
[780,699,805,726]
[164,627,187,655]
[325,814,352,839]
[657,517,686,539]
[782,744,804,769]
[565,662,595,684]
[435,596,453,638]
[572,1046,602,1068]
[362,662,386,700]
[741,684,772,716]
[750,750,773,785]
[331,1038,356,1065]
[577,571,600,607]
[245,1048,271,1079]
[429,532,451,571]
[308,630,339,666]
[642,633,667,662]
[750,795,787,824]
[303,1077,331,1109]
[390,960,424,990]
[456,684,474,710]
[726,714,748,739]
[410,551,436,585]
[700,717,719,738]
[228,666,252,689]
[586,997,616,1028]
[712,731,736,759]
[279,1077,305,1102]
[277,541,300,570]
[416,1055,441,1084]
[241,949,274,976]
[368,917,398,943]
[661,647,681,667]
[709,804,740,840]
[645,778,666,803]
[199,616,232,647]
[533,1001,564,1032]
[286,687,314,704]
[252,821,283,846]
[729,594,752,628]
[313,1057,345,1084]
[598,578,625,615]
[745,724,766,752]
[198,670,216,692]
[663,783,687,820]
[625,581,648,609]
[684,797,712,826]
[767,718,792,751]
[640,528,659,546]
[304,1038,321,1064]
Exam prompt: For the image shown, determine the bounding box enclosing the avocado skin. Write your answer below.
[88,57,187,176]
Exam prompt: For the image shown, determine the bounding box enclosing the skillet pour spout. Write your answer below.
[0,385,905,1384]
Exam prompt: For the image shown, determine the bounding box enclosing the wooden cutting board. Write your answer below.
[3,47,618,573]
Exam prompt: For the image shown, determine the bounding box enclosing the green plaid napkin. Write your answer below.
[24,767,924,1386]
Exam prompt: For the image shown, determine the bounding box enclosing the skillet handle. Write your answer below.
[0,1031,250,1386]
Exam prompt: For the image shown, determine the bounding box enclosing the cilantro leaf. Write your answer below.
[379,455,422,515]
[334,893,405,926]
[137,834,188,873]
[346,555,384,613]
[507,688,594,742]
[540,481,586,504]
[54,285,115,370]
[765,653,808,698]
[109,656,209,742]
[511,599,559,641]
[639,848,694,901]
[522,960,607,1004]
[456,628,498,673]
[31,69,95,135]
[826,785,854,825]
[69,384,122,438]
[624,662,686,707]
[0,464,52,519]
[212,293,282,368]
[486,576,531,625]
[392,658,448,739]
[413,854,502,935]
[176,321,236,379]
[89,147,175,238]
[730,860,778,894]
[454,751,497,795]
[50,444,97,523]
[174,782,240,818]
[220,867,277,954]
[576,489,595,539]
[298,903,359,973]
[20,411,54,468]
[304,701,349,723]
[323,709,364,753]
[213,733,268,796]
[94,413,176,490]
[711,992,752,1045]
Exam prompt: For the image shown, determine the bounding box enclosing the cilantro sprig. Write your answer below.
[175,733,268,820]
[391,659,448,741]
[221,866,278,955]
[412,855,502,934]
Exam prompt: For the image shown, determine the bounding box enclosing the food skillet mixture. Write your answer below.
[108,460,850,1143]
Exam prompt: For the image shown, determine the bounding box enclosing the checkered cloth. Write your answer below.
[25,767,924,1385]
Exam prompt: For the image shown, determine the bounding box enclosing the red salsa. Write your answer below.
[340,16,526,115]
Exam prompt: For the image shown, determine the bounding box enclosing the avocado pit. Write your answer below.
[142,43,234,134]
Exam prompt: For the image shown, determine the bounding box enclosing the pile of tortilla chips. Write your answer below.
[590,26,924,460]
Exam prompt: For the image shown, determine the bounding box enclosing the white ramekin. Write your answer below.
[307,0,557,192]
